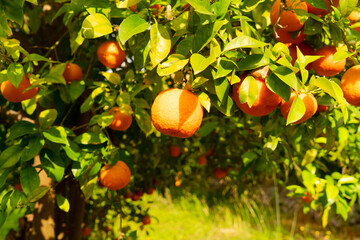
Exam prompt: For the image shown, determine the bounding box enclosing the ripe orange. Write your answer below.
[108,107,132,131]
[348,11,360,31]
[205,148,213,157]
[317,105,328,112]
[306,0,338,15]
[169,145,181,157]
[232,75,281,117]
[273,28,305,44]
[99,161,131,190]
[288,43,315,69]
[147,187,154,195]
[129,4,137,13]
[150,4,161,15]
[142,216,151,225]
[312,46,346,77]
[301,192,313,203]
[280,92,318,124]
[81,227,91,237]
[270,0,308,32]
[340,65,360,106]
[197,155,207,165]
[1,75,38,103]
[214,168,229,179]
[63,63,83,83]
[132,194,140,201]
[151,88,203,138]
[97,41,126,68]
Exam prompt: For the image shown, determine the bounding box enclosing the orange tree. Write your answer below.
[1,0,360,239]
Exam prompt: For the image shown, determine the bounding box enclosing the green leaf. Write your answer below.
[150,22,171,68]
[22,97,37,115]
[80,87,105,113]
[8,121,38,140]
[193,20,226,53]
[132,98,150,109]
[186,0,213,15]
[20,166,40,195]
[242,0,265,12]
[313,77,347,123]
[304,0,328,10]
[286,96,305,125]
[170,11,189,32]
[40,149,65,182]
[198,121,218,137]
[301,149,318,166]
[242,151,257,167]
[338,0,358,17]
[21,136,45,162]
[43,126,69,145]
[336,197,350,221]
[118,14,150,45]
[238,76,258,108]
[100,71,121,85]
[39,109,58,129]
[271,65,299,91]
[238,54,269,71]
[44,63,66,84]
[82,13,113,39]
[63,140,81,161]
[322,206,331,227]
[266,74,291,102]
[74,132,108,145]
[0,168,14,189]
[214,77,230,103]
[197,92,211,112]
[0,145,24,169]
[69,80,86,101]
[223,36,267,52]
[213,95,233,116]
[22,54,51,62]
[190,53,216,75]
[1,0,24,25]
[192,77,209,89]
[214,58,237,79]
[7,63,24,88]
[134,108,152,136]
[89,114,113,128]
[326,183,339,205]
[56,194,70,212]
[25,186,50,203]
[115,0,141,8]
[157,54,189,76]
[0,208,27,239]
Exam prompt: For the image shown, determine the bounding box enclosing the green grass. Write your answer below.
[125,191,336,240]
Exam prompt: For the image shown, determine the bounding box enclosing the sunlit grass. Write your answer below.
[124,191,337,240]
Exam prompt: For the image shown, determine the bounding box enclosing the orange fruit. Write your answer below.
[348,11,360,31]
[97,41,126,68]
[301,192,313,203]
[147,187,154,195]
[150,4,161,15]
[81,227,91,237]
[132,194,140,201]
[99,161,131,190]
[129,4,137,13]
[151,88,203,138]
[197,155,207,165]
[142,216,151,225]
[232,75,281,117]
[14,183,22,191]
[108,107,132,131]
[340,65,360,106]
[270,0,308,32]
[1,75,38,103]
[317,105,328,112]
[288,43,315,69]
[169,145,181,157]
[63,63,83,83]
[280,92,318,124]
[312,46,346,77]
[306,0,338,15]
[214,168,229,179]
[274,28,305,44]
[205,148,213,157]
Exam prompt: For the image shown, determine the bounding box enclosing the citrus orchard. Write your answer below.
[340,65,360,106]
[312,46,346,77]
[108,107,132,131]
[63,63,83,83]
[1,75,38,103]
[97,41,126,69]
